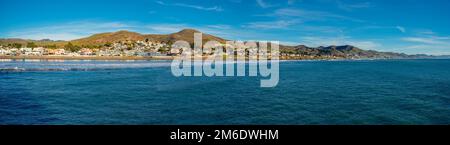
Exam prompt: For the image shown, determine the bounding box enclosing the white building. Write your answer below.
[20,47,33,53]
[33,47,45,53]
[0,49,9,55]
[47,49,66,55]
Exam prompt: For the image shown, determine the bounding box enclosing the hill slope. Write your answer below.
[70,29,227,45]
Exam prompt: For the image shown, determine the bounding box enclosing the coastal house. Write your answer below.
[46,49,66,55]
[124,50,137,56]
[97,50,109,56]
[150,52,166,56]
[33,47,45,55]
[169,47,181,55]
[98,50,121,56]
[67,52,80,56]
[0,49,9,55]
[20,47,33,55]
[112,43,128,50]
[4,48,18,56]
[79,48,94,55]
[19,47,44,56]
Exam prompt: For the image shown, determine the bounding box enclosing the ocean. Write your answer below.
[0,59,449,124]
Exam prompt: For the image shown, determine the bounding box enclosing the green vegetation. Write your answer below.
[45,44,57,49]
[64,42,81,52]
[26,42,37,48]
[158,46,169,53]
[104,42,112,47]
[12,43,22,48]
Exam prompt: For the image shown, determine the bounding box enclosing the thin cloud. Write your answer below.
[396,26,406,33]
[397,42,450,55]
[256,0,274,8]
[337,1,373,11]
[206,24,232,30]
[402,37,447,45]
[243,20,300,29]
[353,25,407,33]
[155,1,223,12]
[416,30,436,35]
[263,8,364,22]
[396,32,450,55]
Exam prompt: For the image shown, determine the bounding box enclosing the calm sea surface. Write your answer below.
[1,59,449,124]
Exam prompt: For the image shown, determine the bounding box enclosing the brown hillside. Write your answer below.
[70,29,227,46]
[71,30,144,45]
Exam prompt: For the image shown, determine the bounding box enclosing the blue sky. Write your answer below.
[1,0,450,55]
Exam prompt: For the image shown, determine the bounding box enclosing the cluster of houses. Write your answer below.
[0,41,172,57]
[98,40,170,57]
[0,46,48,56]
[0,40,288,58]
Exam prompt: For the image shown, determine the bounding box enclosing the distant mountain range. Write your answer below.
[0,29,432,59]
[279,45,416,59]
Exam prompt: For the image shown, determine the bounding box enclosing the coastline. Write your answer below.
[0,55,342,61]
[0,55,175,60]
[0,55,420,61]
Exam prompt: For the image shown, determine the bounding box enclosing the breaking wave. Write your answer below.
[0,60,173,72]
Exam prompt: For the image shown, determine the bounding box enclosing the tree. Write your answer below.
[12,43,22,48]
[45,44,57,49]
[64,42,81,52]
[27,42,37,48]
[104,42,112,47]
[158,47,169,53]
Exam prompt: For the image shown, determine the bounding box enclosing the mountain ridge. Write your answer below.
[70,29,227,45]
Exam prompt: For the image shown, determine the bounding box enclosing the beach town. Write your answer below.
[0,40,174,58]
[0,29,416,60]
[0,41,276,60]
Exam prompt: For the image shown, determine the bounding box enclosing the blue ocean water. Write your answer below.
[0,59,449,125]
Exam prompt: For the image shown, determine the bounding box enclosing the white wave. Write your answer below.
[0,61,173,72]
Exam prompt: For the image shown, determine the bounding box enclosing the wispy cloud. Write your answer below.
[402,36,449,45]
[243,20,300,29]
[155,1,223,12]
[263,8,364,22]
[206,24,232,30]
[396,26,406,33]
[399,33,450,55]
[416,30,435,35]
[352,25,407,33]
[337,0,373,11]
[256,0,275,8]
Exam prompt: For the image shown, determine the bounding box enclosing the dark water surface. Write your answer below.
[1,59,449,124]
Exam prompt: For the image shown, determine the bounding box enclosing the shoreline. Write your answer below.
[0,55,426,61]
[0,55,175,60]
[0,55,349,61]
